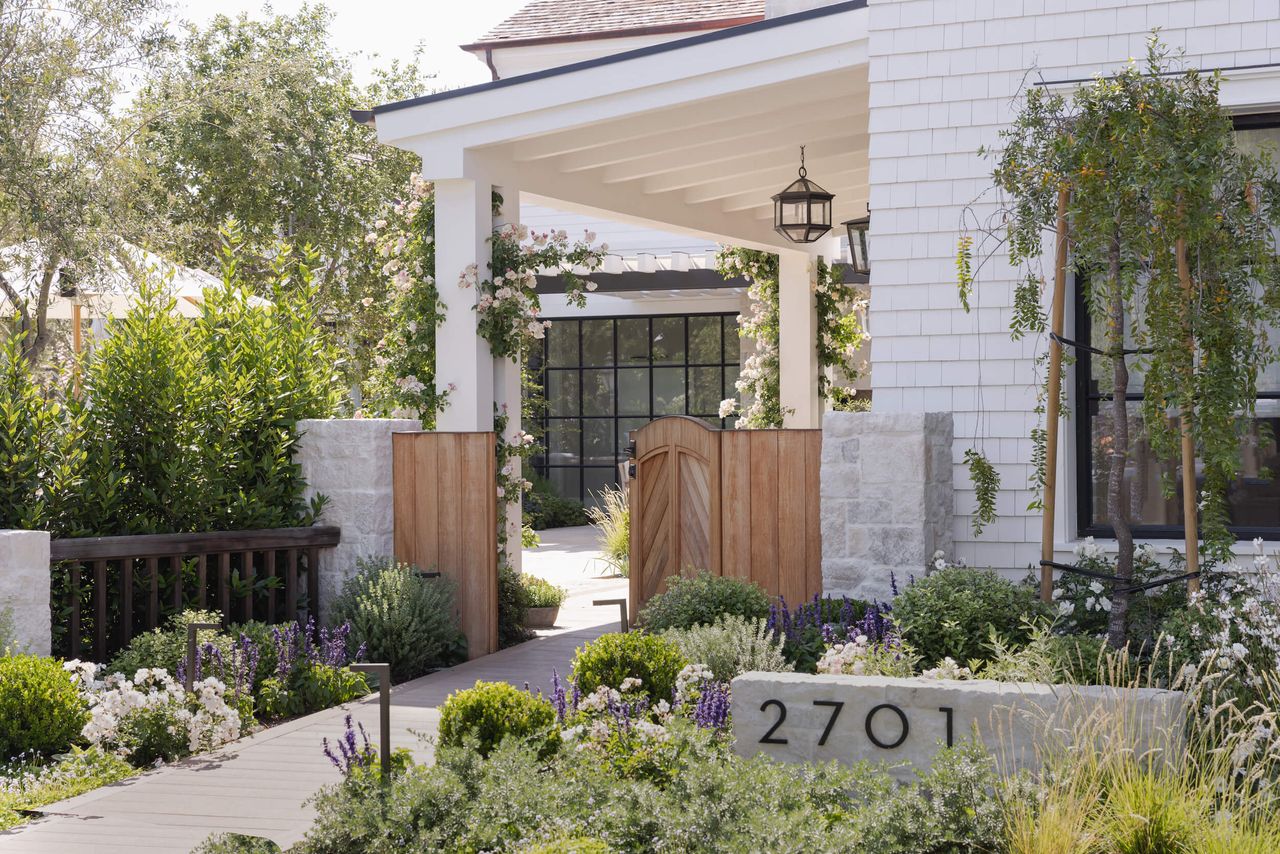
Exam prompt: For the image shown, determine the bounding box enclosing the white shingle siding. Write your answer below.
[866,0,1280,570]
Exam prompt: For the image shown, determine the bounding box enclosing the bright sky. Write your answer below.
[175,0,530,91]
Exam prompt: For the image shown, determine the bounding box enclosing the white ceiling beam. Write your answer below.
[473,151,799,252]
[718,165,869,213]
[599,118,865,184]
[640,133,868,195]
[555,97,865,174]
[683,158,868,206]
[512,73,864,162]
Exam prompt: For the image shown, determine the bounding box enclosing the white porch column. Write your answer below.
[778,250,820,428]
[434,176,494,431]
[493,187,523,572]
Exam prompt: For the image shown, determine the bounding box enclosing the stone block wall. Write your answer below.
[820,411,953,601]
[296,418,420,618]
[0,529,51,655]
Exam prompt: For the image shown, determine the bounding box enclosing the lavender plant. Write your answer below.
[322,714,375,777]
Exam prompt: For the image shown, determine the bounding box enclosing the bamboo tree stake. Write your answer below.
[1175,230,1200,594]
[1040,186,1071,602]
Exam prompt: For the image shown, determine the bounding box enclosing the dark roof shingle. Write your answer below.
[467,0,766,46]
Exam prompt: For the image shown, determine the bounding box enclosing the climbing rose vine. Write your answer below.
[459,223,605,360]
[362,174,449,423]
[716,248,868,428]
[717,248,785,428]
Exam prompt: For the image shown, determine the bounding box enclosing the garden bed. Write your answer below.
[202,550,1280,853]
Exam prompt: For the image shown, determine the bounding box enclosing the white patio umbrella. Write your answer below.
[2,241,271,353]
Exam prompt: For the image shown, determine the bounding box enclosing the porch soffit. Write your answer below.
[370,1,870,252]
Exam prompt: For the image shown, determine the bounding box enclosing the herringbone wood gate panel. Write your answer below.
[629,417,822,616]
[392,431,498,659]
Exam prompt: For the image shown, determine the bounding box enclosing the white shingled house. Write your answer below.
[358,0,1280,595]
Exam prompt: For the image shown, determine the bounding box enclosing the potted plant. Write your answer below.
[522,576,568,629]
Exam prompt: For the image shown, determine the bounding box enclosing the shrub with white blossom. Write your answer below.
[460,221,604,360]
[65,663,241,766]
[816,633,920,678]
[1158,539,1280,713]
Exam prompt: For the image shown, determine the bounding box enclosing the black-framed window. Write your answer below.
[531,312,740,508]
[1075,116,1280,540]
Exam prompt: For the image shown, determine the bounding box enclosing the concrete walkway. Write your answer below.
[0,527,626,854]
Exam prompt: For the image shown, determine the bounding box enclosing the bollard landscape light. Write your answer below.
[594,598,629,632]
[350,662,392,779]
[184,622,221,692]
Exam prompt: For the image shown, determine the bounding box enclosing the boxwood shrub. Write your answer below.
[438,681,558,758]
[0,654,88,757]
[570,632,687,701]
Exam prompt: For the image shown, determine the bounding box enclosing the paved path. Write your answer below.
[0,528,626,854]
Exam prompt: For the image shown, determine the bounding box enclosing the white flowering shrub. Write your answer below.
[551,666,727,785]
[921,657,973,680]
[66,663,241,767]
[1159,540,1280,712]
[1048,538,1186,641]
[816,634,920,678]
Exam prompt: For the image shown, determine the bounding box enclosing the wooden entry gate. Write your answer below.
[392,431,498,659]
[629,417,823,615]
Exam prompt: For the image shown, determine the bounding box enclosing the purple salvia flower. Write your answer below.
[889,570,900,597]
[550,670,567,722]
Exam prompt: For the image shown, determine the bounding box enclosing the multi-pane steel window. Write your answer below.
[532,313,740,508]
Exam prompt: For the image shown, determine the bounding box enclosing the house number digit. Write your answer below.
[940,706,954,747]
[864,703,909,749]
[759,699,788,744]
[813,700,844,746]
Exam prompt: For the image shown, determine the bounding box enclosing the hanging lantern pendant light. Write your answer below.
[772,146,834,244]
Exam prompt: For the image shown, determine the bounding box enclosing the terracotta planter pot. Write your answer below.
[526,606,561,629]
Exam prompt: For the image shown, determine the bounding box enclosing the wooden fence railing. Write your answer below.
[50,526,340,662]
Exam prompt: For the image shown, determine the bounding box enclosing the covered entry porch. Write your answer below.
[365,0,871,440]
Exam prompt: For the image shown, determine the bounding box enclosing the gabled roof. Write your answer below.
[463,0,766,50]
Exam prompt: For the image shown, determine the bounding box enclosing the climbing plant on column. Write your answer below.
[362,174,450,424]
[717,248,784,428]
[716,249,868,427]
[958,41,1280,646]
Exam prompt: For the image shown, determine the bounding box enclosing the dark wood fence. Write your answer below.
[51,526,340,662]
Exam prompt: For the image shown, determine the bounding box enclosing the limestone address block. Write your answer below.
[731,672,1185,777]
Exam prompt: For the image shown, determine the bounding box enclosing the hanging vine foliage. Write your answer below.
[716,249,868,426]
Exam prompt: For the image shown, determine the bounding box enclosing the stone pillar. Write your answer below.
[778,250,820,428]
[820,412,953,601]
[0,529,51,655]
[493,186,522,573]
[434,176,494,432]
[296,418,421,618]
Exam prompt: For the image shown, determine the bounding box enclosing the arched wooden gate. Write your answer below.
[628,417,822,616]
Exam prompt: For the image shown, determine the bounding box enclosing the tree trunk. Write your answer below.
[24,261,58,365]
[1104,228,1134,649]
